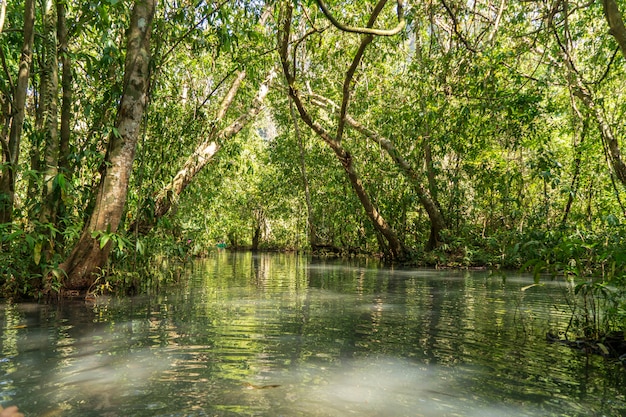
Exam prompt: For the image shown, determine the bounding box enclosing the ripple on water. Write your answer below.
[0,254,624,417]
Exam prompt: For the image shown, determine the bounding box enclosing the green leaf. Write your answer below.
[34,242,42,266]
[597,343,610,356]
[100,234,111,249]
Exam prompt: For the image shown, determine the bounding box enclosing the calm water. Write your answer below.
[1,252,625,416]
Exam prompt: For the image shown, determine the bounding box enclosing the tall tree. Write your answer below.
[0,0,35,226]
[38,0,60,260]
[309,92,447,249]
[59,0,156,290]
[549,0,626,189]
[278,0,407,260]
[57,0,72,202]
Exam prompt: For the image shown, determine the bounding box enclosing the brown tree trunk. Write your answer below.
[0,0,35,226]
[38,0,60,260]
[310,93,447,250]
[286,86,406,259]
[60,0,155,290]
[290,89,406,259]
[603,0,626,59]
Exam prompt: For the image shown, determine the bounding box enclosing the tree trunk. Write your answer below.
[0,0,35,225]
[38,0,60,260]
[60,0,155,290]
[310,93,447,250]
[290,98,319,248]
[0,0,6,34]
[130,69,275,235]
[603,0,626,59]
[287,86,406,259]
[52,0,72,244]
[252,222,261,251]
[57,0,72,183]
[279,1,406,260]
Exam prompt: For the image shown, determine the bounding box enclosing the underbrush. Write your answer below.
[421,225,626,356]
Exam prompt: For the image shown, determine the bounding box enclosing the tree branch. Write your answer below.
[551,8,626,187]
[314,0,405,36]
[309,92,447,241]
[337,0,388,142]
[215,70,246,122]
[440,0,477,52]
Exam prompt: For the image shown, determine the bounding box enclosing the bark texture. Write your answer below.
[39,0,60,237]
[603,0,626,59]
[58,0,72,175]
[60,0,155,290]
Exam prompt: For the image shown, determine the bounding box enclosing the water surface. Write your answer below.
[1,252,624,416]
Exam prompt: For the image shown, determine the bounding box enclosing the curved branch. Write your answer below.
[552,15,626,187]
[314,0,406,36]
[310,92,447,241]
[336,0,388,142]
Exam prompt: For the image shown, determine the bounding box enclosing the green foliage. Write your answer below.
[1,0,626,343]
[0,224,61,298]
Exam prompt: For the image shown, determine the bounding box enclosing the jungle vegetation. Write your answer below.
[1,0,626,340]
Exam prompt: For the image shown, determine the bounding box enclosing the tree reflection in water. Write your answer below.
[0,253,624,416]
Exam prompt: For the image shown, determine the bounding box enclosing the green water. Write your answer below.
[1,252,624,416]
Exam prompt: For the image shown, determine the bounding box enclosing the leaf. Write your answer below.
[521,283,543,292]
[519,258,537,272]
[136,239,145,255]
[100,234,111,249]
[597,343,610,356]
[117,236,126,251]
[34,242,42,266]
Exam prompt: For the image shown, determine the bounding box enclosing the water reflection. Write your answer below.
[0,252,624,416]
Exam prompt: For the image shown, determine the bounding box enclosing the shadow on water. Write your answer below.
[0,252,625,416]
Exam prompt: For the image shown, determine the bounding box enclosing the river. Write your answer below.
[1,252,624,416]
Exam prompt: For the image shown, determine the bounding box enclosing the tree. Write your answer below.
[59,0,156,290]
[37,0,60,261]
[278,0,407,260]
[130,68,276,236]
[0,0,35,226]
[309,92,447,249]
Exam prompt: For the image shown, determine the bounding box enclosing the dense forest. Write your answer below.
[1,0,626,337]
